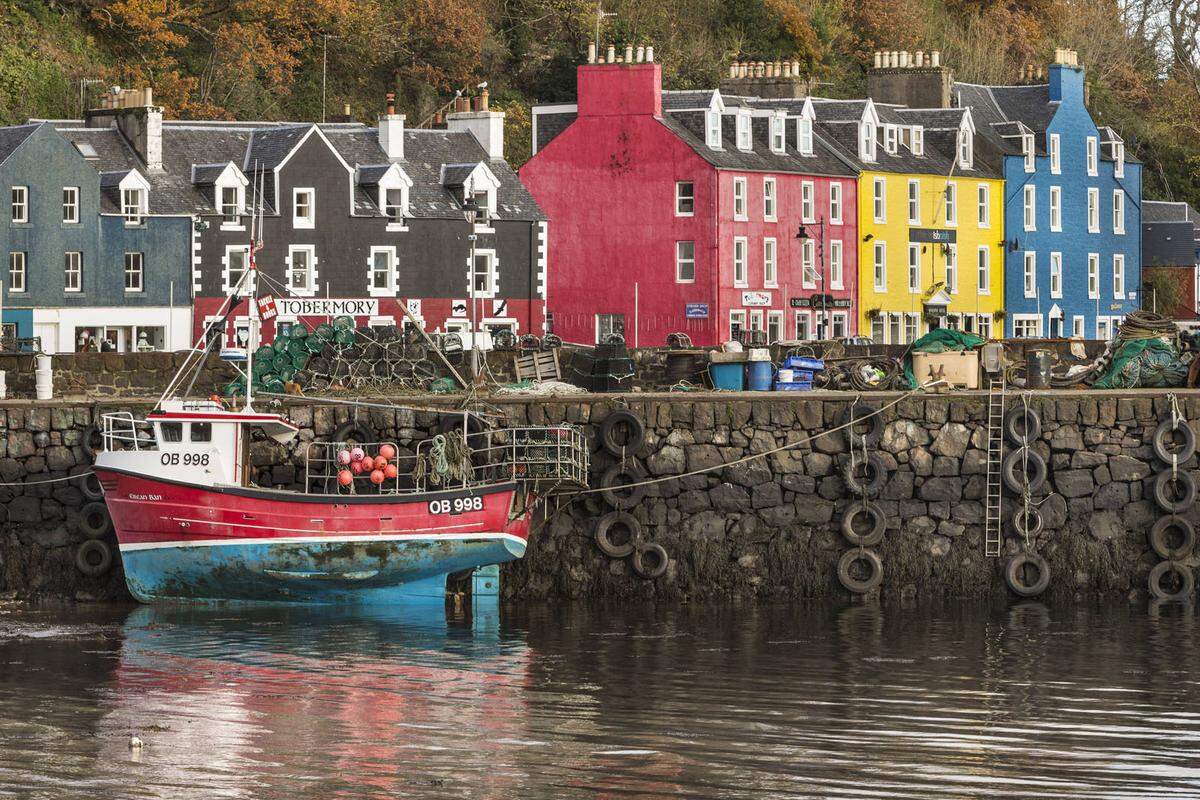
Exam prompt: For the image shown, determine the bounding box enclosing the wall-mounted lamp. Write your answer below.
[863,233,875,242]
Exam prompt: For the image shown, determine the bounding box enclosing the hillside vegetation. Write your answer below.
[1,0,1197,205]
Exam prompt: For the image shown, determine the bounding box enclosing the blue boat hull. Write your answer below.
[119,536,526,605]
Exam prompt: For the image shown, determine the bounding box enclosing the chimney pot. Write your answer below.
[915,49,924,67]
[625,44,634,63]
[931,50,941,67]
[782,62,792,78]
[385,91,396,116]
[773,60,782,76]
[874,51,882,68]
[479,88,489,111]
[606,44,616,62]
[588,42,596,63]
[343,102,350,116]
[729,63,738,78]
[792,60,800,76]
[646,45,654,62]
[636,45,645,62]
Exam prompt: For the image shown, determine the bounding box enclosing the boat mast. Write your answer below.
[245,163,263,412]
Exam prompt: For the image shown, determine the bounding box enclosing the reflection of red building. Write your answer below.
[524,49,859,347]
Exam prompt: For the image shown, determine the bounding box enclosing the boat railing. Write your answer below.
[100,412,156,452]
[413,425,589,492]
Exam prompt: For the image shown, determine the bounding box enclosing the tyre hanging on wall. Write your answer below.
[331,421,375,446]
[1152,469,1197,513]
[1002,447,1047,494]
[70,465,104,501]
[600,410,646,456]
[840,502,886,546]
[632,542,669,580]
[1152,418,1197,464]
[594,511,642,558]
[81,425,103,461]
[76,502,113,540]
[838,403,882,448]
[837,549,883,594]
[1005,552,1051,598]
[75,539,113,577]
[599,462,648,510]
[1002,406,1042,447]
[1148,561,1195,602]
[1148,516,1196,560]
[1011,505,1045,539]
[843,454,887,497]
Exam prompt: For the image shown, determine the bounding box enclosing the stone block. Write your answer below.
[909,448,933,476]
[752,482,783,509]
[1093,481,1129,509]
[918,477,961,502]
[909,516,937,536]
[880,420,930,453]
[710,483,751,512]
[1048,426,1083,451]
[687,510,726,541]
[930,422,970,458]
[804,452,833,477]
[7,431,35,458]
[1093,465,1111,486]
[44,446,74,471]
[8,495,41,523]
[794,497,834,525]
[648,445,686,476]
[933,456,959,476]
[1054,469,1094,498]
[1108,455,1151,482]
[1071,451,1107,469]
[881,471,915,500]
[686,445,723,473]
[781,474,815,494]
[1088,510,1124,541]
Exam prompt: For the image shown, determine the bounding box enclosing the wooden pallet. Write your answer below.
[514,350,561,382]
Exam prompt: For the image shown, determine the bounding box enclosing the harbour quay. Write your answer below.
[2,388,1197,605]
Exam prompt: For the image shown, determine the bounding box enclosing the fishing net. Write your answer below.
[1092,339,1188,389]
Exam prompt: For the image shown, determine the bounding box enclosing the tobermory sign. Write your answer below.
[275,298,380,317]
[909,228,957,244]
[790,294,852,309]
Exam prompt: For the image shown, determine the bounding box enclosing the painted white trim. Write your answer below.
[292,186,315,229]
[368,245,398,297]
[120,529,525,552]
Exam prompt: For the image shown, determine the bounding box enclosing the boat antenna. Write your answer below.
[244,162,265,412]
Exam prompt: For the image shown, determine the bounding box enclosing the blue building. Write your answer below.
[954,49,1142,339]
[0,117,194,352]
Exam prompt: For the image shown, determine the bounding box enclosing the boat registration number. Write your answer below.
[428,496,484,515]
[160,452,210,467]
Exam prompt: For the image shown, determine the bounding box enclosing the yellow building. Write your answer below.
[811,100,1005,343]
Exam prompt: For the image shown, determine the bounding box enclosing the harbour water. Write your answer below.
[0,601,1198,799]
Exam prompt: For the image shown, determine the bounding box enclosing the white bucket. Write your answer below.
[777,368,794,383]
[35,354,52,400]
[748,348,771,362]
[0,370,6,399]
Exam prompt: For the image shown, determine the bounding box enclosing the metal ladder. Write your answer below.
[984,375,1006,557]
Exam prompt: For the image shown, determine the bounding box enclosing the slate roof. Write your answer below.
[355,164,392,185]
[36,119,544,221]
[191,164,230,184]
[440,163,478,187]
[1144,221,1199,266]
[0,123,39,168]
[1144,200,1200,224]
[659,111,857,178]
[661,90,716,111]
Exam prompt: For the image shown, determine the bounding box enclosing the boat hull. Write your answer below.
[93,466,530,605]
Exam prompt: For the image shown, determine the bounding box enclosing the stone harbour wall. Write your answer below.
[0,390,1198,603]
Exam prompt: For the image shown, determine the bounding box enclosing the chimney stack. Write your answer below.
[446,82,506,159]
[378,90,405,160]
[719,57,816,99]
[866,48,953,108]
[85,86,163,171]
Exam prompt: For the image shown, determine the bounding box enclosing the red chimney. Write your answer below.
[577,62,662,118]
[385,92,396,116]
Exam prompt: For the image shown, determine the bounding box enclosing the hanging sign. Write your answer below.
[685,303,710,318]
[741,291,773,307]
[909,228,956,244]
[274,298,380,317]
[791,294,852,309]
[256,295,277,321]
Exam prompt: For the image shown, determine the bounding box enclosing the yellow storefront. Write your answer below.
[858,170,1005,343]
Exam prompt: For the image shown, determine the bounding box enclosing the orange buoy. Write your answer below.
[384,463,398,479]
[379,443,397,460]
[370,469,385,484]
[337,470,353,486]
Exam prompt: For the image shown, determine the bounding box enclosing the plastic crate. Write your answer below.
[774,381,814,391]
[782,356,824,371]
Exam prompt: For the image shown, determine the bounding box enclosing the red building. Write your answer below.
[522,52,859,346]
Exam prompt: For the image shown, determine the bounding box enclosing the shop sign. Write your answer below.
[684,303,710,319]
[741,291,773,307]
[275,298,380,317]
[909,228,956,244]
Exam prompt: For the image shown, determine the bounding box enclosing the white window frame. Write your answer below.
[736,111,752,151]
[124,251,144,293]
[908,244,920,293]
[859,121,876,163]
[945,182,957,226]
[767,310,784,343]
[884,124,898,154]
[219,185,242,225]
[829,240,843,290]
[1012,314,1042,338]
[957,127,973,170]
[829,183,842,224]
[733,178,747,221]
[1023,134,1035,173]
[122,187,145,225]
[706,111,722,149]
[1113,253,1125,299]
[292,187,315,229]
[763,238,778,288]
[976,183,989,228]
[223,245,251,294]
[801,239,817,288]
[977,246,990,294]
[797,117,814,156]
[801,181,814,223]
[11,186,28,223]
[1023,185,1036,231]
[831,311,848,339]
[1072,316,1085,338]
[287,245,317,296]
[676,240,696,283]
[733,237,748,287]
[367,246,397,296]
[769,115,786,154]
[795,310,812,341]
[1023,251,1037,299]
[383,186,408,226]
[1113,190,1125,234]
[911,126,924,156]
[1086,137,1098,176]
[729,309,747,340]
[1049,186,1062,231]
[907,180,920,225]
[1088,253,1100,299]
[64,251,82,293]
[7,251,25,292]
[945,243,958,294]
[1097,317,1112,340]
[62,187,79,224]
[675,181,695,217]
[977,314,992,340]
[872,177,886,223]
[1049,252,1063,298]
[1049,133,1061,173]
[873,241,886,292]
[1114,143,1125,177]
[1088,188,1099,232]
[763,178,777,221]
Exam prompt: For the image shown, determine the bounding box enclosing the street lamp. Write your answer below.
[796,217,827,340]
[463,195,481,380]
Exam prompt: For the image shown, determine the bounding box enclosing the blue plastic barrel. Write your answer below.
[746,361,774,391]
[709,363,745,391]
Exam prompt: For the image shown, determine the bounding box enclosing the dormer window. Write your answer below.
[1113,142,1125,177]
[911,126,924,156]
[220,186,241,224]
[122,188,145,224]
[384,188,406,222]
[798,117,814,156]
[859,121,876,163]
[736,111,752,151]
[1022,134,1035,172]
[1049,133,1060,173]
[957,127,973,170]
[769,115,786,154]
[472,190,492,224]
[369,163,413,227]
[884,125,898,154]
[706,111,722,149]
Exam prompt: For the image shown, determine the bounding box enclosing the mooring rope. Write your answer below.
[571,381,946,497]
[0,472,90,487]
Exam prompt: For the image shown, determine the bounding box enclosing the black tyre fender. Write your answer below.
[632,542,669,580]
[75,539,113,577]
[840,502,886,546]
[1005,552,1051,597]
[1149,515,1197,560]
[838,403,882,447]
[1002,447,1047,494]
[77,502,113,540]
[70,465,104,500]
[599,463,647,510]
[81,425,103,460]
[1011,505,1045,538]
[843,453,887,498]
[837,548,883,594]
[439,413,486,438]
[1148,560,1195,602]
[594,511,642,558]
[600,410,646,456]
[1153,418,1197,464]
[1153,469,1197,513]
[331,420,375,446]
[1003,406,1042,446]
